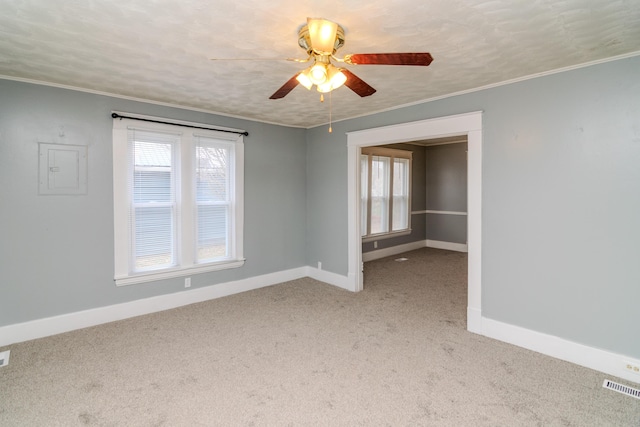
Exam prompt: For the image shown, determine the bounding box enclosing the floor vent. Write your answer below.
[0,350,10,368]
[603,379,640,400]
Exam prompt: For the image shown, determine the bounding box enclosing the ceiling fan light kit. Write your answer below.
[296,54,347,93]
[268,17,433,100]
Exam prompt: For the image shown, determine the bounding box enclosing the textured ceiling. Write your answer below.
[1,0,639,128]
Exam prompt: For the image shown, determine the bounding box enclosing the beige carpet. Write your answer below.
[1,248,639,426]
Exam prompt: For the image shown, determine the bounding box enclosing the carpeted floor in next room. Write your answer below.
[1,247,639,426]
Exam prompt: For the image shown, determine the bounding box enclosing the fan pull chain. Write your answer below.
[329,90,333,133]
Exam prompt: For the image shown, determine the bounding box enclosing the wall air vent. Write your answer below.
[602,379,640,400]
[0,350,10,367]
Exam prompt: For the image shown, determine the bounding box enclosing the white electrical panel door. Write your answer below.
[39,143,88,195]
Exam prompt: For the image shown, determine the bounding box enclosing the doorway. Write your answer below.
[346,112,482,333]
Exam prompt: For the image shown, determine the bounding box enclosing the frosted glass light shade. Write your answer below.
[316,81,333,93]
[309,63,328,85]
[329,68,347,89]
[296,72,313,90]
[307,18,338,54]
[316,67,346,93]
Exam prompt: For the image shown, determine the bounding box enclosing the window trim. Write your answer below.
[360,146,412,241]
[113,113,245,286]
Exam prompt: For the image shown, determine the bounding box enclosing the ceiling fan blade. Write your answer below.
[344,53,433,66]
[211,57,311,63]
[269,73,301,99]
[342,69,376,97]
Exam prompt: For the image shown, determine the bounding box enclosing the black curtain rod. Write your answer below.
[111,113,249,136]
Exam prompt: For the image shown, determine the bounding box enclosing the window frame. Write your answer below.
[113,113,245,286]
[360,146,412,242]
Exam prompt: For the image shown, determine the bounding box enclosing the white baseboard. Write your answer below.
[467,307,482,334]
[0,267,308,347]
[362,240,427,262]
[361,240,467,262]
[4,266,637,386]
[306,267,352,291]
[480,316,640,385]
[426,239,468,252]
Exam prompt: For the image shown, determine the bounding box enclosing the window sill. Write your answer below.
[115,259,246,286]
[362,229,412,243]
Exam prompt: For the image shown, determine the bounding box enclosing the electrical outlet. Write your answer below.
[185,277,191,288]
[624,361,640,375]
[0,350,10,367]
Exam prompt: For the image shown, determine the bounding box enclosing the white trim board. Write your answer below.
[0,267,308,347]
[426,240,468,253]
[412,210,467,215]
[361,239,467,262]
[1,265,638,385]
[362,240,427,262]
[0,266,352,348]
[306,266,351,291]
[481,317,640,385]
[425,210,467,216]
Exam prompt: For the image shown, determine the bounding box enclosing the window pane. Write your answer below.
[130,131,177,272]
[370,156,390,234]
[195,137,232,262]
[360,154,368,236]
[392,158,410,231]
[196,144,229,203]
[133,170,171,203]
[133,206,175,270]
[197,205,229,261]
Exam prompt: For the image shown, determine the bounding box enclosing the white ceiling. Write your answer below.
[1,0,639,128]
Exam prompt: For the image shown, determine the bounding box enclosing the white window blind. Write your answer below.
[129,128,179,272]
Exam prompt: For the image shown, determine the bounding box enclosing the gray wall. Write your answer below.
[0,80,307,327]
[361,143,427,253]
[425,142,467,244]
[306,56,640,359]
[2,55,639,361]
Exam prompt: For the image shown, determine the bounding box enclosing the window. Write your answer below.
[361,147,412,240]
[113,114,244,286]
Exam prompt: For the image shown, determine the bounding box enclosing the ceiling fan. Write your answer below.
[267,18,433,100]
